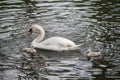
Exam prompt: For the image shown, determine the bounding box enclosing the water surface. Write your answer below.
[0,0,120,80]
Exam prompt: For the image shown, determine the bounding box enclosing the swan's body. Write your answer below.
[28,24,81,51]
[32,36,80,51]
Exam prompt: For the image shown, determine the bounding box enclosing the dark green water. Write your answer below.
[0,0,120,80]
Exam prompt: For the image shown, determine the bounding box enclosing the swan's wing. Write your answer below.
[40,37,75,47]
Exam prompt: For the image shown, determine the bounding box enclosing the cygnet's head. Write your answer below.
[86,49,91,54]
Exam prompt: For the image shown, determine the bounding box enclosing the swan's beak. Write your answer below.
[28,28,33,36]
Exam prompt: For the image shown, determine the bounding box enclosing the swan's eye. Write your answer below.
[28,28,33,36]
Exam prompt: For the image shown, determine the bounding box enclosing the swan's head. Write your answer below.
[28,24,43,36]
[28,27,33,36]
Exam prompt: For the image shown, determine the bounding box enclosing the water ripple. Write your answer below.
[0,0,120,80]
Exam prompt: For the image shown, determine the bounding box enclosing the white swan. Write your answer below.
[27,24,82,51]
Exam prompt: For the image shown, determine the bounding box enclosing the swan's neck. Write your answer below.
[31,26,45,46]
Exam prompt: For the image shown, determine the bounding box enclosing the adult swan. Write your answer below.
[26,24,82,52]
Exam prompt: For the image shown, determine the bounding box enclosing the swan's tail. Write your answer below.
[69,43,83,50]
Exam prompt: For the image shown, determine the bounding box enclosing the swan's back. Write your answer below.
[41,37,76,46]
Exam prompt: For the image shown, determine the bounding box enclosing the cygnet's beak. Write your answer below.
[28,28,33,36]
